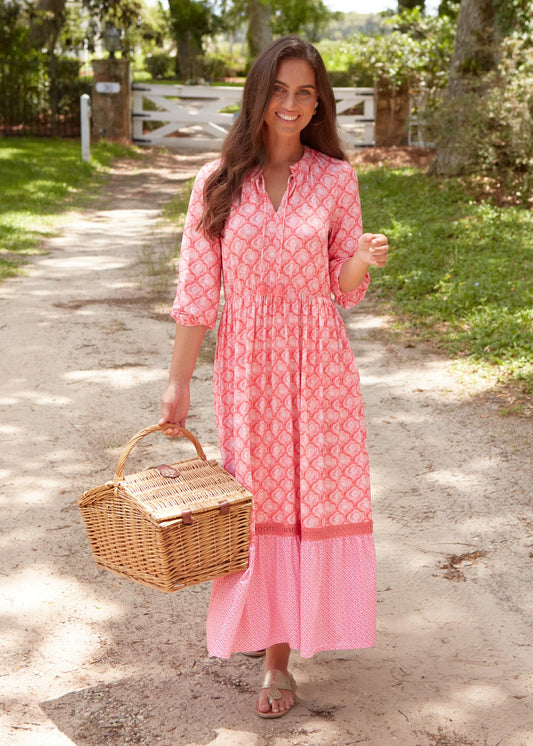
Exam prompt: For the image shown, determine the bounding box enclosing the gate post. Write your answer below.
[91,58,131,142]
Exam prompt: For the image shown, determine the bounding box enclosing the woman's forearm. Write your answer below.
[338,252,370,293]
[160,324,208,430]
[167,324,208,385]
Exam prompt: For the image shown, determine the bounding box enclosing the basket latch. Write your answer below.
[181,509,193,525]
[154,464,181,479]
[218,500,230,515]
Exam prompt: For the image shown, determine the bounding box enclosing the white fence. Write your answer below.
[132,83,375,150]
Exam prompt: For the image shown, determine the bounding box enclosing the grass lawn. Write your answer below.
[0,138,138,280]
[358,166,532,404]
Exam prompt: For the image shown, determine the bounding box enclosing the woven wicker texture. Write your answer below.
[78,424,252,592]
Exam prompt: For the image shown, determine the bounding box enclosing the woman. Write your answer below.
[160,36,389,718]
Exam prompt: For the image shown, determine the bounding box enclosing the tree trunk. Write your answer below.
[177,32,203,82]
[432,0,501,174]
[247,0,272,60]
[30,0,66,134]
[374,79,410,147]
[29,0,67,47]
[447,0,499,97]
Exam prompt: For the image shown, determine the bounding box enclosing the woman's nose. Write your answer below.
[284,91,296,108]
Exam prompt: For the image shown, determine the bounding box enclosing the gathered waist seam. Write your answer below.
[224,290,333,306]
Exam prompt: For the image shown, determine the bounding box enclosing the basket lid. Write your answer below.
[118,457,252,524]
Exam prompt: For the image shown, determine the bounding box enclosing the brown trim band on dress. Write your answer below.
[254,521,373,540]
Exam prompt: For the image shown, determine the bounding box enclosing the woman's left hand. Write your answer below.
[357,233,389,268]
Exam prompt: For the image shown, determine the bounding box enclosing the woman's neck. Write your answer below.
[264,133,304,168]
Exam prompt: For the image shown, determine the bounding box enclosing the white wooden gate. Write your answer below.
[132,83,375,150]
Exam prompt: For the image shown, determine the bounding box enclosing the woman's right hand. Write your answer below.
[159,381,190,436]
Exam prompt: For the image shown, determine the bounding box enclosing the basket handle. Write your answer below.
[114,424,207,481]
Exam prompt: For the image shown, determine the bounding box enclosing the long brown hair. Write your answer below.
[199,36,347,240]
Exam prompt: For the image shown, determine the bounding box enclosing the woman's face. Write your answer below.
[263,58,318,139]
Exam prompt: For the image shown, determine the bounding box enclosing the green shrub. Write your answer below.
[0,5,88,130]
[327,70,355,87]
[0,1,48,123]
[332,9,455,91]
[317,40,359,73]
[201,52,245,81]
[54,57,90,118]
[145,52,174,79]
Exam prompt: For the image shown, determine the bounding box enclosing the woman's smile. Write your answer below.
[276,111,299,122]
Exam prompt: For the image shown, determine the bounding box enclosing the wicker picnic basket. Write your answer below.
[78,424,253,592]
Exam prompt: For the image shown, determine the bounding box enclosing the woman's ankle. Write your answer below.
[264,642,291,673]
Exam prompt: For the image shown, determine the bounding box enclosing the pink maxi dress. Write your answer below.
[172,146,376,658]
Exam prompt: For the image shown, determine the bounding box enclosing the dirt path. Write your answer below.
[0,152,531,746]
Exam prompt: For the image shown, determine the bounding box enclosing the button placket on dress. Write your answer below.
[256,172,296,299]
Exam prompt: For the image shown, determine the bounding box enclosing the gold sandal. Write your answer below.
[254,669,296,719]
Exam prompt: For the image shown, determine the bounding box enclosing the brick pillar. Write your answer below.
[91,59,131,142]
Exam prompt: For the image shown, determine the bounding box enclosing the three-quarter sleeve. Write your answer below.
[171,162,222,328]
[328,163,370,309]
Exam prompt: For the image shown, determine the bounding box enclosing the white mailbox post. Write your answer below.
[80,93,91,162]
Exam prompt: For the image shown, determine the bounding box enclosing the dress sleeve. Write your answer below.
[328,163,370,309]
[171,162,222,328]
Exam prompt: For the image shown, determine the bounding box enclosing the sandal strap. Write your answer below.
[261,669,296,694]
